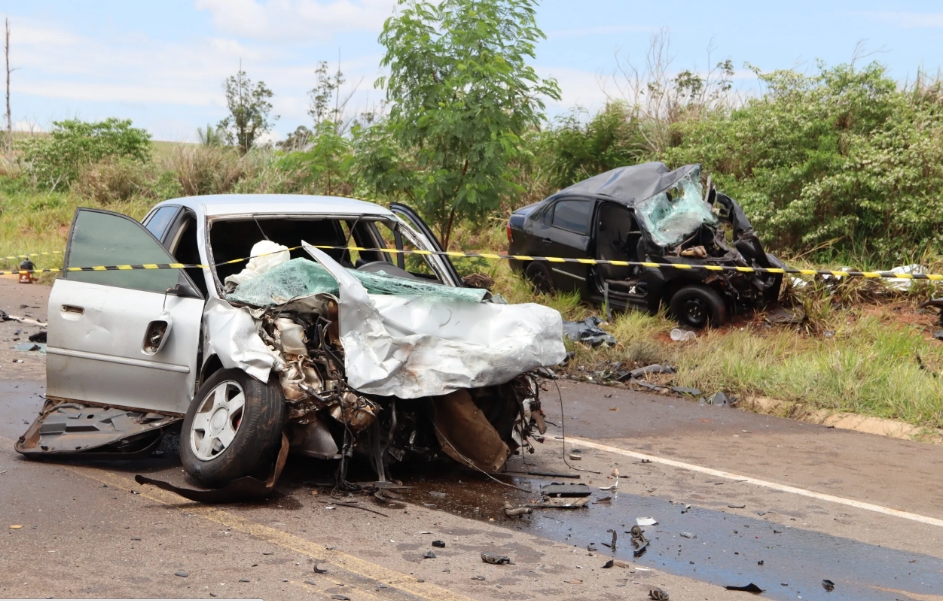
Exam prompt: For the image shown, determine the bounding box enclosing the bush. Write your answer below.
[162,145,246,196]
[74,159,152,204]
[662,63,943,263]
[17,118,151,191]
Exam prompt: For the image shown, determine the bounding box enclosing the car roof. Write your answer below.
[545,162,700,208]
[154,194,396,218]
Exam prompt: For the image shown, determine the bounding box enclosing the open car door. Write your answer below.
[45,208,205,414]
[389,203,464,287]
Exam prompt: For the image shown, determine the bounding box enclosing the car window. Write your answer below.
[551,200,592,235]
[373,220,437,278]
[208,217,348,284]
[65,209,184,294]
[144,206,179,241]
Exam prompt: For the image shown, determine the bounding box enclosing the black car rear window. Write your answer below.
[551,200,592,235]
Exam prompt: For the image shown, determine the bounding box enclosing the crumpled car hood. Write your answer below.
[208,243,567,399]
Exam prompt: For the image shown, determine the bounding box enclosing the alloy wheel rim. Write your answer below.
[190,380,245,461]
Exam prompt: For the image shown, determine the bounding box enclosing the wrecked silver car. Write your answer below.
[17,195,566,493]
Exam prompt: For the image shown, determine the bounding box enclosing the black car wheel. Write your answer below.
[669,285,727,329]
[524,261,555,294]
[180,368,286,487]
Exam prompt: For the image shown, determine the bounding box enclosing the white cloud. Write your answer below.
[13,120,44,133]
[195,0,397,41]
[537,66,610,113]
[855,11,943,29]
[2,14,386,140]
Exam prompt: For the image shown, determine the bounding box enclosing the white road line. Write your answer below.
[567,436,943,528]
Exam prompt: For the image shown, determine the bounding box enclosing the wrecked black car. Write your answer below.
[16,195,566,496]
[507,162,784,328]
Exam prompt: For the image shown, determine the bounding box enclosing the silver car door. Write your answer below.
[46,208,205,415]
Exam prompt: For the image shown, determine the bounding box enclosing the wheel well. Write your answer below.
[199,355,224,389]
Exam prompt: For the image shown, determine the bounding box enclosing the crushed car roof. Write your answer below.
[558,162,700,206]
[155,194,396,218]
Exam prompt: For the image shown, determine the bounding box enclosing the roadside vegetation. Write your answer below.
[1,0,942,428]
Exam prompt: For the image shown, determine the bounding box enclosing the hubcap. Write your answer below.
[190,380,245,461]
[684,299,707,326]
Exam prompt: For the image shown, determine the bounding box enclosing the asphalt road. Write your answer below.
[2,277,943,601]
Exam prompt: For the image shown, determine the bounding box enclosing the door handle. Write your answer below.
[61,305,84,315]
[541,238,552,245]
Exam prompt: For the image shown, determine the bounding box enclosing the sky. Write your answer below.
[3,0,943,142]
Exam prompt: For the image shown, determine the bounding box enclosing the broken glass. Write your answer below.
[635,167,718,248]
[226,258,488,308]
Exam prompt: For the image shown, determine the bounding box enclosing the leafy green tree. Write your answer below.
[375,0,560,247]
[350,119,421,202]
[276,121,352,196]
[278,125,313,151]
[18,118,151,190]
[218,67,277,154]
[540,101,647,188]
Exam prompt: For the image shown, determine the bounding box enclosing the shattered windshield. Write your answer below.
[635,168,717,248]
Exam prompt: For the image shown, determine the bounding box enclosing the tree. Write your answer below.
[217,66,277,154]
[376,0,560,247]
[196,123,225,147]
[5,18,13,154]
[277,125,313,151]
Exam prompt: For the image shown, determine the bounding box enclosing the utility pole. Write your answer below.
[5,18,11,153]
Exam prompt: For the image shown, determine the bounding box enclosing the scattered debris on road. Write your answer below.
[562,316,617,347]
[725,583,765,593]
[649,586,670,600]
[481,552,512,565]
[503,503,532,517]
[542,483,593,497]
[822,579,835,592]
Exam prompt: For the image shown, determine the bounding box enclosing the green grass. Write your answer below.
[552,302,943,428]
[0,187,152,274]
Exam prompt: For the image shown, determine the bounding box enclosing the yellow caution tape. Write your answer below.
[2,245,942,282]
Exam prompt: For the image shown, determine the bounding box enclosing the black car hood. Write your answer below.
[558,162,699,206]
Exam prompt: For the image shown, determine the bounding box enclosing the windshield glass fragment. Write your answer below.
[635,168,718,248]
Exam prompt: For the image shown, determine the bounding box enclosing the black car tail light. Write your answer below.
[506,223,513,243]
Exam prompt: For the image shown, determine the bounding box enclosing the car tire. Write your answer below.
[524,261,555,294]
[179,368,286,487]
[669,285,727,329]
